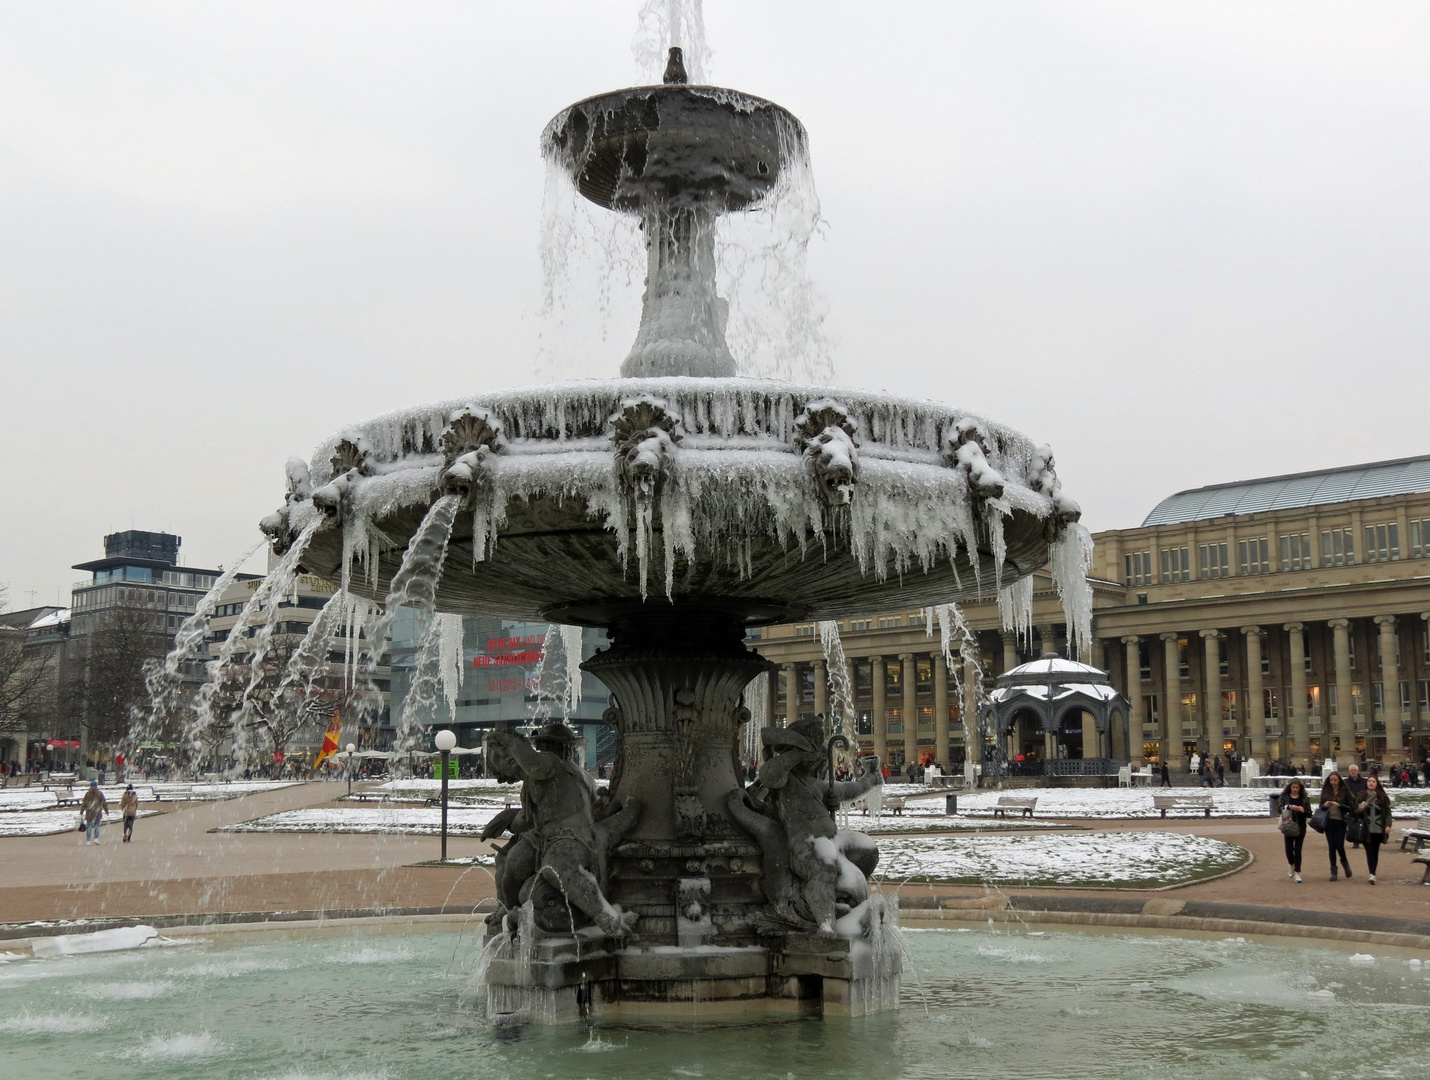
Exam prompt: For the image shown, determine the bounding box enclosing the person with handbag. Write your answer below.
[1353,774,1393,884]
[1319,772,1354,881]
[1278,779,1312,883]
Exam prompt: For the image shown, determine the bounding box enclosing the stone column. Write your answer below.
[1200,629,1221,756]
[812,658,828,720]
[1330,618,1354,767]
[1122,636,1142,762]
[1161,632,1183,769]
[1002,630,1019,673]
[1243,626,1266,764]
[1037,624,1057,660]
[900,653,917,766]
[1376,615,1406,762]
[870,656,886,763]
[1285,623,1310,768]
[933,652,949,767]
[780,663,796,726]
[963,654,981,764]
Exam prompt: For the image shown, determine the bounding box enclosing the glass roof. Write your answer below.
[1141,455,1430,527]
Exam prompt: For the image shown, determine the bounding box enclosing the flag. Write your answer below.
[314,713,342,770]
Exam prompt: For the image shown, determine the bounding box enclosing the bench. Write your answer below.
[993,796,1037,818]
[1153,793,1214,818]
[1400,815,1430,853]
[1415,854,1430,886]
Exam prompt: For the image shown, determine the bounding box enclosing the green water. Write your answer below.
[1,925,1427,1080]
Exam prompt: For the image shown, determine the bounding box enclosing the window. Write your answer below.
[917,706,934,728]
[916,659,933,691]
[878,616,901,629]
[1124,551,1153,586]
[1280,532,1312,571]
[794,624,815,637]
[1372,682,1384,716]
[1261,651,1270,676]
[1401,681,1412,713]
[1329,684,1338,718]
[1264,688,1280,720]
[1139,641,1151,681]
[886,663,901,688]
[1160,547,1190,583]
[1238,538,1270,575]
[1351,684,1365,718]
[1364,522,1400,563]
[1218,638,1229,676]
[1177,637,1189,679]
[848,619,872,632]
[1143,693,1159,723]
[1419,681,1430,713]
[1321,528,1355,566]
[887,707,903,734]
[1199,543,1229,579]
[1412,519,1430,558]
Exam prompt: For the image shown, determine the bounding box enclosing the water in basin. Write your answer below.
[3,925,1427,1080]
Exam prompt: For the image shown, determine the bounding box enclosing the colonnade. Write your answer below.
[1115,610,1428,768]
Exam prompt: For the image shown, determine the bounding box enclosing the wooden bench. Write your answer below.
[993,796,1038,818]
[1414,854,1430,886]
[1399,815,1430,853]
[1153,793,1213,818]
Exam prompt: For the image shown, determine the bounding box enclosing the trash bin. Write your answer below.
[945,793,958,816]
[1268,792,1280,817]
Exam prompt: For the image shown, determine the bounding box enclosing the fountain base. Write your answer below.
[482,901,901,1024]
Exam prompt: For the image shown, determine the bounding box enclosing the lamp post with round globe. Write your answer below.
[434,729,457,862]
[345,743,356,796]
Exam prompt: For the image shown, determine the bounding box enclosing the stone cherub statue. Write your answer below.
[482,724,642,938]
[725,716,883,935]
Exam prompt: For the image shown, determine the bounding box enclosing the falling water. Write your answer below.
[186,520,322,769]
[438,613,466,721]
[633,0,712,83]
[816,620,857,741]
[933,602,988,760]
[394,615,444,755]
[132,540,264,761]
[559,625,585,712]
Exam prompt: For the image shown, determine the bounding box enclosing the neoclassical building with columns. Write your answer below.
[754,455,1430,771]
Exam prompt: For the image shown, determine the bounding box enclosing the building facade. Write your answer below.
[755,456,1430,772]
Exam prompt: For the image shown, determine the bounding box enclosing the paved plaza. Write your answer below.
[4,781,1428,941]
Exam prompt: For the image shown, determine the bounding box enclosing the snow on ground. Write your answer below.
[0,809,162,838]
[845,808,1074,833]
[218,805,507,836]
[951,785,1424,819]
[874,831,1248,888]
[0,781,302,813]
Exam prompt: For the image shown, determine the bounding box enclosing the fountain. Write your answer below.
[240,42,1093,1024]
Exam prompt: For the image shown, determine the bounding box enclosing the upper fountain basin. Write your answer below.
[272,378,1082,628]
[542,85,802,212]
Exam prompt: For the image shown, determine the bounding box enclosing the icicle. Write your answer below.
[997,575,1035,645]
[438,612,465,723]
[1050,524,1095,660]
[560,625,585,712]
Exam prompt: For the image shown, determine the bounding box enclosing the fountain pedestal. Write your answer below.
[480,604,901,1022]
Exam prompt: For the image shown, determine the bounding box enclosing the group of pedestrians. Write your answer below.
[77,781,142,845]
[1278,768,1395,884]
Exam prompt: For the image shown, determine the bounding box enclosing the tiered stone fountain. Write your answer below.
[259,47,1089,1023]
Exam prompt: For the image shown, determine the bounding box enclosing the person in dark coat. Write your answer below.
[1320,772,1354,881]
[1160,761,1171,787]
[1353,774,1393,884]
[1278,779,1311,883]
[1344,765,1368,848]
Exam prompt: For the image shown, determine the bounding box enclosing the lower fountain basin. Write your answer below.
[6,921,1424,1079]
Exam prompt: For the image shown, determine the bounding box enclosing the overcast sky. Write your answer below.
[3,1,1428,608]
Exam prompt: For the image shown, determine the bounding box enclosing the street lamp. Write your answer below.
[434,729,457,863]
[346,742,356,796]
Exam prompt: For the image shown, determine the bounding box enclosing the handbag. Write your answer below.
[1309,806,1329,833]
[1346,815,1369,846]
[1277,808,1300,837]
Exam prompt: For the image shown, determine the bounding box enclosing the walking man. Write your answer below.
[80,781,108,846]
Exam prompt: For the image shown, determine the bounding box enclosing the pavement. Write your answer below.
[2,781,1428,943]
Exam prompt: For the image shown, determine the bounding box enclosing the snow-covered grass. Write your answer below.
[0,809,161,838]
[874,831,1248,889]
[848,809,1075,833]
[948,785,1422,820]
[217,805,506,836]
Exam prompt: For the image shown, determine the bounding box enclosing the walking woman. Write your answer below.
[1321,771,1354,880]
[1278,779,1312,883]
[1353,774,1393,884]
